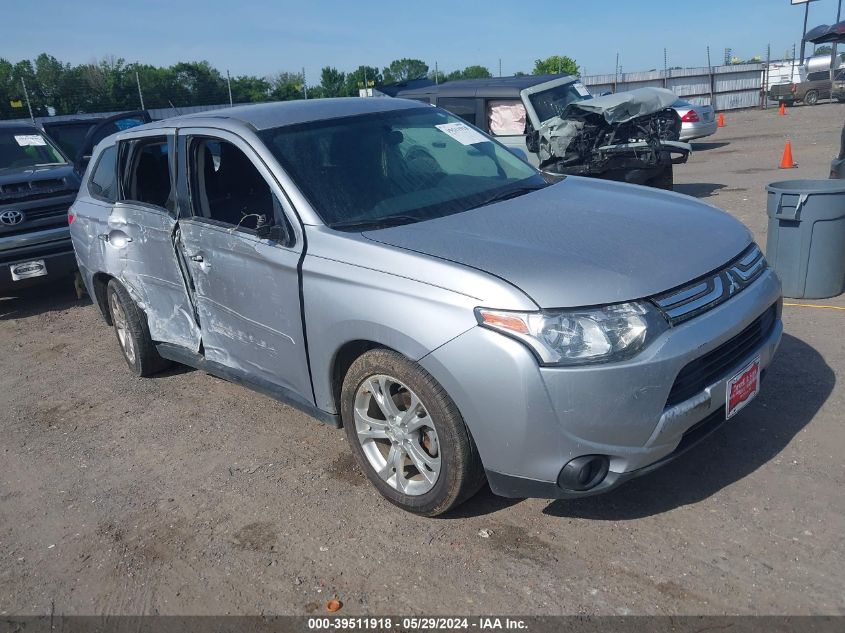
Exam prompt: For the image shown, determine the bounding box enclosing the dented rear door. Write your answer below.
[109,131,201,351]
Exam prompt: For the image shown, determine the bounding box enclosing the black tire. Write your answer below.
[647,165,674,191]
[805,90,819,106]
[341,348,485,516]
[106,279,171,377]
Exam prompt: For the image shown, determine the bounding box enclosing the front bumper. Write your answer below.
[419,269,783,499]
[0,231,77,293]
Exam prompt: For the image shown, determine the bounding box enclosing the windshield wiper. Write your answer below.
[471,185,547,210]
[329,215,423,231]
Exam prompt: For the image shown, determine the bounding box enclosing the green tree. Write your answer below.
[319,66,347,97]
[532,55,579,76]
[229,75,271,103]
[814,45,833,56]
[427,69,447,84]
[382,58,429,84]
[345,65,382,95]
[269,71,305,101]
[459,65,492,79]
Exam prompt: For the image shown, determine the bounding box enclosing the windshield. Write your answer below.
[528,81,592,122]
[0,128,67,171]
[259,107,546,229]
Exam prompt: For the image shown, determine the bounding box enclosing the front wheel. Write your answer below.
[341,349,485,516]
[647,165,674,191]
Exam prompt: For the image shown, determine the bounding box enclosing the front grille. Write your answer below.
[653,244,767,325]
[0,178,66,196]
[665,303,778,408]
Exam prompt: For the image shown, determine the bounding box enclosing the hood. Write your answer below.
[0,164,80,200]
[363,178,752,308]
[568,87,678,125]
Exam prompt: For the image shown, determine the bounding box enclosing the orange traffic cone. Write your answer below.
[779,102,786,116]
[717,113,725,128]
[779,141,797,169]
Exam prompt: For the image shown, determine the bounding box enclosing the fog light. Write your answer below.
[558,455,610,491]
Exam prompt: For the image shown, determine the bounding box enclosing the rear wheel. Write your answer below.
[341,349,485,516]
[805,90,819,106]
[107,279,170,377]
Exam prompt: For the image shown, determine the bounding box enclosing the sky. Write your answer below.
[3,0,844,78]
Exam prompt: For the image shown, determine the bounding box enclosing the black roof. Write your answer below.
[0,120,39,130]
[390,74,575,99]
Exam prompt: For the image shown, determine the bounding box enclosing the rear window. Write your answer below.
[807,71,830,82]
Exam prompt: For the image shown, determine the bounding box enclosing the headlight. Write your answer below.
[475,302,668,366]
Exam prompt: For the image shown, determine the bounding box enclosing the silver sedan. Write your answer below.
[673,99,718,141]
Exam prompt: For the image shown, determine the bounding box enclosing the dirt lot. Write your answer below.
[1,103,844,617]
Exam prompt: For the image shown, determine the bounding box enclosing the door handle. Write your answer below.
[189,254,204,263]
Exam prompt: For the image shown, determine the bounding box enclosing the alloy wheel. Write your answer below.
[109,292,136,365]
[353,374,441,495]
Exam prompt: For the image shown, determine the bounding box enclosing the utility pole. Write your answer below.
[435,61,439,85]
[20,77,34,123]
[135,70,145,110]
[663,48,668,88]
[498,58,502,77]
[765,43,771,109]
[706,45,714,106]
[614,52,619,92]
[226,70,233,106]
[302,67,308,100]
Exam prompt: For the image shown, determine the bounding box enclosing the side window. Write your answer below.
[188,137,278,232]
[437,98,478,126]
[487,100,526,136]
[122,137,173,210]
[88,145,118,202]
[807,71,829,82]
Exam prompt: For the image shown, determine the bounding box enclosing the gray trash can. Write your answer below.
[766,179,845,299]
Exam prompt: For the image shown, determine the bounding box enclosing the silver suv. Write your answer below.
[70,98,783,516]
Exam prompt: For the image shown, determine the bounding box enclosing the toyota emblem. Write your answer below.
[0,209,24,226]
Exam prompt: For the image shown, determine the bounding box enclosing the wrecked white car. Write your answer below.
[388,75,691,189]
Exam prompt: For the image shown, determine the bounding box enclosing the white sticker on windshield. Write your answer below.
[435,122,489,146]
[14,134,47,147]
[573,82,590,97]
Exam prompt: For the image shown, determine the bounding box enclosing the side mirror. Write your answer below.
[256,223,290,244]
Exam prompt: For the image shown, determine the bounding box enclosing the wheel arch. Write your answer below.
[92,272,115,325]
[330,340,390,426]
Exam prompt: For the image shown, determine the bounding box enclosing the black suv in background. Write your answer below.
[0,112,149,294]
[0,121,81,291]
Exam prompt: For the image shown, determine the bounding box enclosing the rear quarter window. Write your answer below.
[89,145,118,202]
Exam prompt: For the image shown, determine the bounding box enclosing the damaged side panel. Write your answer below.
[108,202,202,351]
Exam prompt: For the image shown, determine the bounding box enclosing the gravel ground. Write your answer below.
[1,103,844,617]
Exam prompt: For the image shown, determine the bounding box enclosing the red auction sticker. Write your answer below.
[726,357,760,419]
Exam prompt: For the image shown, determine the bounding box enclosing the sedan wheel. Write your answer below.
[805,90,819,106]
[353,375,441,495]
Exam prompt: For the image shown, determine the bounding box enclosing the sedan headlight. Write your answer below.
[475,302,668,366]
